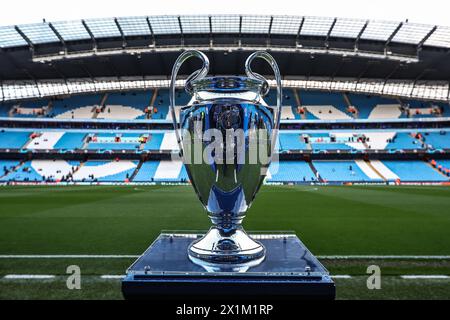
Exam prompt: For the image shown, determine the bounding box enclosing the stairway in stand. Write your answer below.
[308,161,323,182]
[129,161,144,182]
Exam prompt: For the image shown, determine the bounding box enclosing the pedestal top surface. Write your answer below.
[127,233,329,276]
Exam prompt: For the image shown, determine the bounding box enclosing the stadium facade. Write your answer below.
[0,15,449,185]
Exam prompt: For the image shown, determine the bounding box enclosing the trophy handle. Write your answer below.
[245,51,282,158]
[169,50,210,156]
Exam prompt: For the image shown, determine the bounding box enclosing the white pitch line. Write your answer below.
[0,254,449,260]
[3,274,55,279]
[401,275,449,279]
[100,275,124,279]
[331,275,352,279]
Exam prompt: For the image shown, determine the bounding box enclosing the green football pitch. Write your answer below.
[0,185,449,299]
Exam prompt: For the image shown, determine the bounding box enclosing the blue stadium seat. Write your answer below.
[383,161,448,181]
[268,161,315,182]
[0,160,20,180]
[1,162,42,182]
[87,143,139,150]
[386,133,424,150]
[153,89,170,119]
[347,94,398,119]
[51,94,102,117]
[54,133,86,150]
[133,161,160,182]
[105,91,151,110]
[278,133,307,150]
[0,131,30,149]
[422,132,450,149]
[313,160,370,182]
[311,143,352,151]
[143,134,164,150]
[300,90,351,119]
[0,103,13,117]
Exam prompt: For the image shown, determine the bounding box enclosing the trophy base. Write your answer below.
[122,232,335,300]
[188,227,266,269]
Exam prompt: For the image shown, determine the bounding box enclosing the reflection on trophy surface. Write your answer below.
[169,50,282,269]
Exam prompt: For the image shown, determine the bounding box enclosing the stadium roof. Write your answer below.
[0,15,450,81]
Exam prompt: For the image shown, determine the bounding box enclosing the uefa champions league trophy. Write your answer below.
[122,50,335,299]
[169,50,282,268]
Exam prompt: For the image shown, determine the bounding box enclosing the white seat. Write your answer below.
[305,105,352,120]
[27,132,65,150]
[154,160,183,180]
[97,105,144,120]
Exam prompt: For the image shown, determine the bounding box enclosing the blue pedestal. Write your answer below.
[122,232,335,300]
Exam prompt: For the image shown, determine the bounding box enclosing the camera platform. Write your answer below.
[122,232,335,300]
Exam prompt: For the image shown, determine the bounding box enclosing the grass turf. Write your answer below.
[0,184,449,299]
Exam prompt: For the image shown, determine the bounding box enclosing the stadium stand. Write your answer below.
[0,160,80,182]
[386,133,424,150]
[267,161,316,182]
[153,89,170,120]
[278,133,307,151]
[347,94,401,119]
[143,133,165,150]
[52,95,103,119]
[132,161,160,182]
[97,91,151,120]
[53,133,87,150]
[0,131,30,149]
[10,100,50,118]
[300,91,353,120]
[382,161,449,182]
[153,160,184,181]
[421,131,450,149]
[313,160,372,182]
[72,160,138,182]
[0,103,13,117]
[0,16,449,188]
[26,132,66,150]
[0,160,21,179]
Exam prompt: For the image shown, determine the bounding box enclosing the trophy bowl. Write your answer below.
[169,50,282,269]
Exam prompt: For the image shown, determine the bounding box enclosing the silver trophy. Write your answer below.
[169,50,282,269]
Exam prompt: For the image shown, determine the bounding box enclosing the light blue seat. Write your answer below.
[0,131,30,149]
[1,162,42,182]
[51,94,102,117]
[386,133,423,150]
[422,132,450,149]
[0,160,20,180]
[133,161,160,182]
[311,143,352,151]
[96,167,137,182]
[300,90,351,119]
[77,161,137,182]
[268,161,315,182]
[278,133,307,150]
[347,94,398,119]
[313,161,370,182]
[0,103,13,117]
[54,133,86,150]
[105,91,152,111]
[383,161,448,181]
[144,134,164,150]
[87,143,139,150]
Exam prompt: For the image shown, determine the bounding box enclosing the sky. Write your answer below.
[0,0,448,27]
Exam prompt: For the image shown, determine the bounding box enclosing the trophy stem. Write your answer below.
[188,224,266,268]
